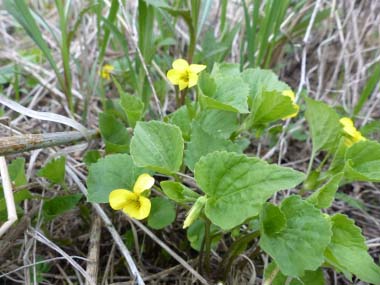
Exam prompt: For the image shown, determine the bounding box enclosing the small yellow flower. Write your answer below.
[167,59,206,90]
[281,90,300,119]
[100,64,114,80]
[339,117,366,147]
[109,174,154,220]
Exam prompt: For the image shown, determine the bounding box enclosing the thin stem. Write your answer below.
[263,266,280,285]
[179,89,188,106]
[316,152,331,172]
[219,231,260,281]
[306,151,316,176]
[204,218,212,275]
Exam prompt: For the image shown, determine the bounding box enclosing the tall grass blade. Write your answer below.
[4,0,61,83]
[354,63,380,116]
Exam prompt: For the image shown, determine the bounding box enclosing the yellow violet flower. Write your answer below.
[339,117,366,147]
[282,90,300,119]
[109,174,154,220]
[167,59,206,90]
[100,64,114,80]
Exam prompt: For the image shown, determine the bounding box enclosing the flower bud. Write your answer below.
[183,196,207,229]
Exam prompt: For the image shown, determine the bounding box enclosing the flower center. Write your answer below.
[127,197,141,210]
[179,70,190,83]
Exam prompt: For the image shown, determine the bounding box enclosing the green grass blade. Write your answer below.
[256,0,282,67]
[98,0,120,63]
[354,63,380,116]
[138,0,155,62]
[101,17,139,93]
[55,0,73,112]
[4,0,61,82]
[220,0,228,34]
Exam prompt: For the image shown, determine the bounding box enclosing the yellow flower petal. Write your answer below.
[172,59,189,71]
[282,90,296,101]
[133,173,155,194]
[339,117,354,128]
[167,69,181,85]
[100,64,114,80]
[137,196,151,219]
[109,189,136,210]
[189,64,206,73]
[123,195,151,220]
[187,72,199,88]
[178,79,189,90]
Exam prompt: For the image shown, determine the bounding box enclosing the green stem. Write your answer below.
[219,231,260,281]
[316,152,331,172]
[203,218,212,275]
[179,89,188,106]
[175,88,180,108]
[306,151,316,177]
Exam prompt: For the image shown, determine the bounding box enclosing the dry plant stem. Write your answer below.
[0,156,17,238]
[0,206,38,262]
[85,215,102,285]
[66,166,145,285]
[0,130,99,156]
[130,219,210,285]
[0,94,89,137]
[263,266,280,285]
[28,228,95,284]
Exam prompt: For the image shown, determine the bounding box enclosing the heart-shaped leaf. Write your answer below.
[260,196,332,277]
[194,151,305,229]
[130,121,184,174]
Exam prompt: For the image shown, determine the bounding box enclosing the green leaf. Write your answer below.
[260,203,286,236]
[307,173,343,209]
[199,75,249,114]
[185,122,241,171]
[328,138,347,175]
[83,150,101,166]
[8,158,27,187]
[147,197,176,229]
[130,121,184,174]
[160,181,199,203]
[335,192,367,211]
[211,62,241,78]
[87,154,148,203]
[241,68,289,101]
[305,98,341,154]
[186,219,221,251]
[194,151,305,229]
[0,189,32,213]
[99,112,130,154]
[38,156,66,185]
[198,72,216,97]
[360,120,380,138]
[249,90,298,126]
[260,196,332,277]
[264,263,325,285]
[195,109,238,139]
[325,214,380,284]
[168,105,192,141]
[344,140,380,182]
[119,92,144,128]
[43,194,82,221]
